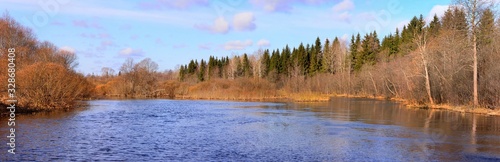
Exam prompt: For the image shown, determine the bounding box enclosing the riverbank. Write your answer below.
[175,91,500,116]
[4,91,498,117]
[327,93,500,116]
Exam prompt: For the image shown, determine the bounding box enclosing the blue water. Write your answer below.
[1,99,499,161]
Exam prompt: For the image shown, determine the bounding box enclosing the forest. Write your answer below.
[170,4,500,109]
[0,1,499,112]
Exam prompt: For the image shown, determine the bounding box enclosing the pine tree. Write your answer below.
[297,43,308,75]
[280,45,291,76]
[179,65,186,81]
[350,34,361,72]
[478,8,495,46]
[242,53,253,77]
[308,43,318,75]
[314,37,323,73]
[270,49,280,74]
[188,60,197,74]
[393,28,400,56]
[261,49,271,78]
[429,14,441,37]
[198,59,206,82]
[321,38,331,73]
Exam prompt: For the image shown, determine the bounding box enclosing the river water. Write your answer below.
[1,98,499,161]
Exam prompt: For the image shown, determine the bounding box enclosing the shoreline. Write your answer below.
[2,93,499,116]
[174,93,500,116]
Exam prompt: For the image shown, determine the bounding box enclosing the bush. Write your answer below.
[17,62,92,110]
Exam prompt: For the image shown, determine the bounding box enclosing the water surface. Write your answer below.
[1,98,499,161]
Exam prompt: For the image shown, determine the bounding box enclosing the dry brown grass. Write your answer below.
[176,78,282,101]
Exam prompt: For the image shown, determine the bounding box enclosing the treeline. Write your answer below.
[91,58,177,98]
[0,14,92,111]
[177,4,500,108]
[3,2,497,110]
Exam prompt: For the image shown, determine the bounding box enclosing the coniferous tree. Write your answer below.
[270,49,280,74]
[280,45,291,76]
[429,14,442,37]
[198,59,206,82]
[188,60,197,74]
[242,53,252,77]
[261,49,271,78]
[297,43,308,75]
[350,34,361,72]
[321,38,332,73]
[314,37,323,73]
[308,45,317,75]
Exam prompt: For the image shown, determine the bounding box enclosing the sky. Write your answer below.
[1,0,451,75]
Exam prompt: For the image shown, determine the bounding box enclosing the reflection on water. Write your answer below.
[1,98,499,161]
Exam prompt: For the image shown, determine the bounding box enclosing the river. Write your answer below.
[1,98,499,161]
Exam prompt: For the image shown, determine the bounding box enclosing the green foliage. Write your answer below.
[261,49,271,78]
[270,49,280,74]
[280,45,291,76]
[350,34,361,71]
[321,38,331,73]
[198,59,206,82]
[478,8,495,45]
[429,14,441,37]
[242,53,252,77]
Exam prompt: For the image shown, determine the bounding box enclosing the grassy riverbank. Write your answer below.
[173,82,500,116]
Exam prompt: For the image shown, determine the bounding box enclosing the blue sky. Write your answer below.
[1,0,450,74]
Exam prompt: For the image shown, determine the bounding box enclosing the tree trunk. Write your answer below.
[417,31,434,105]
[473,33,479,107]
[424,60,434,105]
[471,0,479,108]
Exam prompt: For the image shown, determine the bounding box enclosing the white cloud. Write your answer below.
[426,5,449,23]
[119,47,144,57]
[233,12,256,31]
[250,0,291,12]
[198,43,211,50]
[249,0,327,12]
[340,34,349,42]
[213,17,230,33]
[139,0,209,10]
[195,17,229,34]
[332,0,354,12]
[396,20,410,31]
[224,40,253,50]
[257,39,270,47]
[336,11,351,23]
[59,46,75,53]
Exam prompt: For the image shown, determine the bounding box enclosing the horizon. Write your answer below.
[2,0,450,75]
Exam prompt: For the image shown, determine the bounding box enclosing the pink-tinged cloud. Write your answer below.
[233,12,256,31]
[81,33,111,39]
[250,0,292,12]
[250,0,327,12]
[51,21,65,26]
[426,5,448,23]
[59,46,75,53]
[155,38,165,45]
[195,17,229,34]
[257,39,270,47]
[224,40,253,50]
[335,11,351,23]
[119,47,144,57]
[332,0,354,12]
[198,43,211,50]
[97,40,115,50]
[139,0,209,10]
[73,20,102,29]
